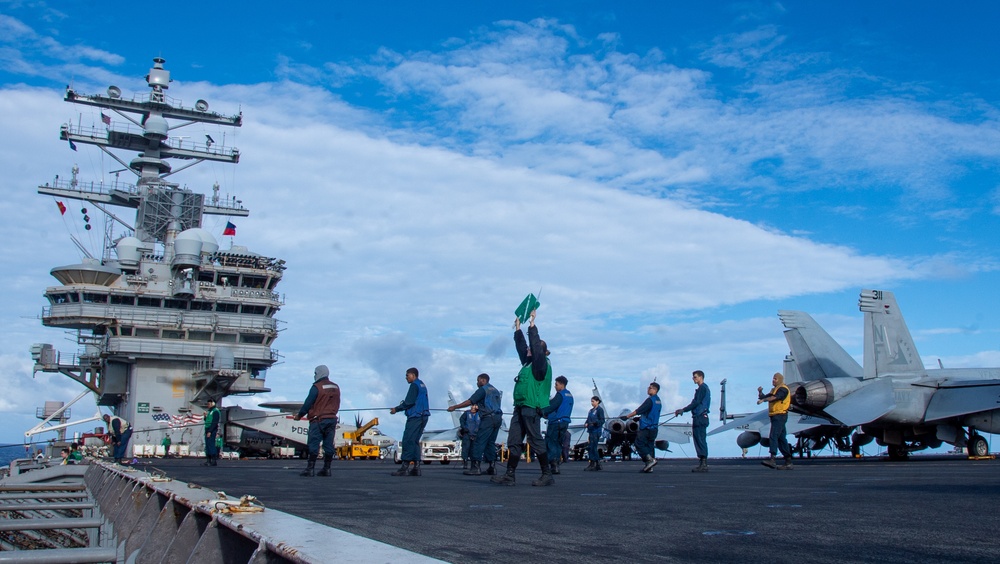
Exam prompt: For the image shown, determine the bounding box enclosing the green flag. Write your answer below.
[514,293,541,324]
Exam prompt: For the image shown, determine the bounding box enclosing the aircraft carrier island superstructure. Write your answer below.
[30,58,284,453]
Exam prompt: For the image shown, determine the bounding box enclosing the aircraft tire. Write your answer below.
[887,444,908,461]
[968,435,989,457]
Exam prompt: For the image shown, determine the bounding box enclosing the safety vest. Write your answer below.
[548,388,574,423]
[768,384,791,415]
[204,407,221,431]
[481,383,503,416]
[513,360,552,409]
[309,378,341,421]
[639,395,662,430]
[109,416,130,435]
[405,379,430,418]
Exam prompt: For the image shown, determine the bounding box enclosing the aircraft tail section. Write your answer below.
[859,289,923,379]
[778,310,863,381]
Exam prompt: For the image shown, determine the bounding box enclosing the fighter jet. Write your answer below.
[712,289,1000,459]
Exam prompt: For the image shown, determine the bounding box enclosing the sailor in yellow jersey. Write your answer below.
[757,372,793,470]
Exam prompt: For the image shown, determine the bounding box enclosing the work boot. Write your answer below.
[463,461,482,476]
[777,457,794,470]
[317,456,333,476]
[550,461,560,475]
[485,462,496,475]
[533,454,554,486]
[641,455,658,473]
[692,458,708,473]
[595,461,603,471]
[491,470,516,486]
[408,462,422,476]
[532,469,555,486]
[462,460,469,470]
[299,457,316,477]
[391,462,410,476]
[584,460,595,471]
[761,456,777,469]
[211,456,218,466]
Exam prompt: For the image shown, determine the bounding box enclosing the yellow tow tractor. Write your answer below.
[336,417,381,460]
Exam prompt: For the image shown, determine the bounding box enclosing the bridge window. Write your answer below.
[137,297,162,308]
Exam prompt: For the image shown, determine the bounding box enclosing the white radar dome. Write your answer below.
[115,237,144,266]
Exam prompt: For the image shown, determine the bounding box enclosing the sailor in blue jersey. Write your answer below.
[584,396,606,471]
[459,405,480,468]
[390,367,430,477]
[675,370,711,472]
[542,375,573,475]
[448,373,504,476]
[622,382,662,473]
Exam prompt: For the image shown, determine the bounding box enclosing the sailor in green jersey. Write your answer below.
[204,398,221,467]
[492,308,554,487]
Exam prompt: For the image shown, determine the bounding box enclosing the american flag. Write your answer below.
[152,413,204,428]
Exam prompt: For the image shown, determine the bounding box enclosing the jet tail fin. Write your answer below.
[778,310,863,381]
[859,289,923,379]
[447,392,462,428]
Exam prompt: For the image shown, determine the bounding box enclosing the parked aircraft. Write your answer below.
[712,289,1000,460]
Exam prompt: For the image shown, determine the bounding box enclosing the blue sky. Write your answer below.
[2,1,999,457]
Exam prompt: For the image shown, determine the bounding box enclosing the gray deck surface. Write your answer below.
[143,455,999,563]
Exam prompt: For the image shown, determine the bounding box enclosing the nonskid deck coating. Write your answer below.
[144,455,999,563]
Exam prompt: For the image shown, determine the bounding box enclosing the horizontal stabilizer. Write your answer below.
[823,377,895,427]
[924,383,1000,422]
[657,422,691,444]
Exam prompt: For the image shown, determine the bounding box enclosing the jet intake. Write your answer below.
[793,377,867,409]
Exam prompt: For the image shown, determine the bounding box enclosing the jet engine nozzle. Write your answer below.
[793,377,866,410]
[606,419,627,434]
[624,420,639,433]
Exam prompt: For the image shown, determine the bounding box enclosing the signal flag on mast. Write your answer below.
[56,201,67,215]
[223,221,237,236]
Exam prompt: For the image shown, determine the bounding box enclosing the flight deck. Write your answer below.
[144,455,999,563]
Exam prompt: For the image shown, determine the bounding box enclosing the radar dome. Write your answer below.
[115,237,144,266]
[185,228,219,255]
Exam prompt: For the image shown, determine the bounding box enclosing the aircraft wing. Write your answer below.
[923,382,1000,421]
[710,408,830,437]
[257,401,304,413]
[823,377,895,427]
[708,409,770,436]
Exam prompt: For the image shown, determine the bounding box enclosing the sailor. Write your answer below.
[492,308,553,487]
[542,375,573,475]
[161,434,172,458]
[584,396,606,471]
[203,399,222,467]
[448,372,504,476]
[390,367,430,477]
[459,405,480,469]
[103,413,133,464]
[758,372,793,470]
[675,369,711,472]
[622,382,662,473]
[294,365,341,477]
[69,442,84,463]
